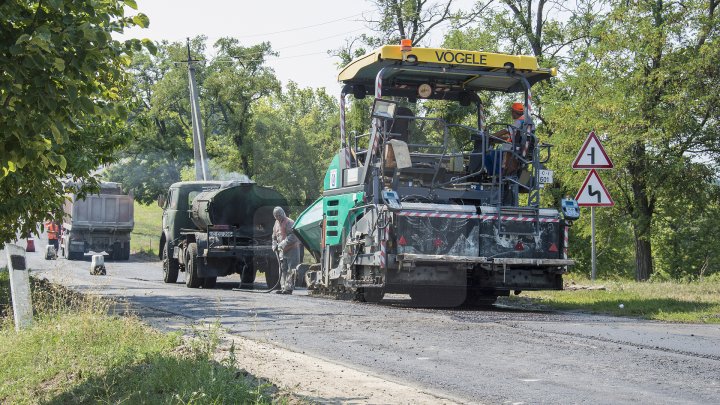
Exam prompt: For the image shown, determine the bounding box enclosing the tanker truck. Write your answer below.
[61,182,134,260]
[158,180,287,289]
[293,42,580,307]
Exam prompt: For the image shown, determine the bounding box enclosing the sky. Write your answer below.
[119,0,474,95]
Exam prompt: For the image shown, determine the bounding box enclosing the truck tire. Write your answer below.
[203,277,217,288]
[111,242,122,260]
[185,243,204,288]
[121,242,130,260]
[294,263,309,288]
[264,258,280,290]
[240,262,257,287]
[162,246,179,283]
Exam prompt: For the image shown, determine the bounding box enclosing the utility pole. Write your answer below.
[185,38,211,181]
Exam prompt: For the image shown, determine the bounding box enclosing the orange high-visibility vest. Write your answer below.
[45,222,59,240]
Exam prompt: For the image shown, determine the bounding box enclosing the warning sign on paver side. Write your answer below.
[572,131,613,169]
[575,170,614,207]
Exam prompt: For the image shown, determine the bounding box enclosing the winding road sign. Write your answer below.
[575,169,614,207]
[572,131,613,169]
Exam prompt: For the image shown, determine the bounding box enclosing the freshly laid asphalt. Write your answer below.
[2,240,719,404]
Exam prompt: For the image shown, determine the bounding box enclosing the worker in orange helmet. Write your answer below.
[484,102,526,174]
[493,102,525,142]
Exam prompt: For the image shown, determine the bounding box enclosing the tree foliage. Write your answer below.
[0,0,150,246]
[425,0,720,279]
[108,36,340,213]
[250,82,340,209]
[545,0,720,280]
[105,37,279,204]
[332,0,489,64]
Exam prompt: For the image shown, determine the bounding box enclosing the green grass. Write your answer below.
[0,272,276,404]
[511,275,720,323]
[131,201,163,257]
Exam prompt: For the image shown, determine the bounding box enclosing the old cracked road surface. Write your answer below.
[3,244,719,404]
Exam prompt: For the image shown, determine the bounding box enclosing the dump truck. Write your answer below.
[158,180,287,288]
[61,182,134,260]
[293,41,580,306]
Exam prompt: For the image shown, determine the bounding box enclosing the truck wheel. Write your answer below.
[240,262,257,287]
[110,242,120,260]
[162,247,179,283]
[264,258,280,290]
[203,277,217,288]
[294,263,309,288]
[121,242,130,260]
[185,243,204,288]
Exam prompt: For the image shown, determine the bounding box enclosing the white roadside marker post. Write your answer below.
[91,254,106,275]
[5,244,33,331]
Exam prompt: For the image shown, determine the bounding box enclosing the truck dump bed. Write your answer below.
[64,183,134,231]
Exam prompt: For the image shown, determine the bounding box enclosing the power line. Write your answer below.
[214,51,333,66]
[275,28,366,51]
[272,51,333,60]
[233,12,367,39]
[207,28,366,63]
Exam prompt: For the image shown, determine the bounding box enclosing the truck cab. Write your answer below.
[159,181,224,283]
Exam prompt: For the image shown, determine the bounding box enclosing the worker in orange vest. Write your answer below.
[45,220,60,252]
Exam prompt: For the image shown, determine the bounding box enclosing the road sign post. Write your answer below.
[591,207,596,280]
[573,131,614,281]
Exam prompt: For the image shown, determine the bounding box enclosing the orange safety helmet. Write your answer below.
[511,102,524,114]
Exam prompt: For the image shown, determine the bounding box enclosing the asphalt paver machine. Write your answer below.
[294,42,579,306]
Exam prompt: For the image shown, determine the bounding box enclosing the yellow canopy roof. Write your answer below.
[338,45,556,93]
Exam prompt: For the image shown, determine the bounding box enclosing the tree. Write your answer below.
[249,82,340,209]
[332,0,490,64]
[0,0,150,246]
[543,0,720,280]
[106,37,279,204]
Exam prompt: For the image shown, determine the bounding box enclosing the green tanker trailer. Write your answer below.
[159,180,287,289]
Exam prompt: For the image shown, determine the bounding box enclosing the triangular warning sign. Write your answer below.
[575,169,615,207]
[572,131,613,169]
